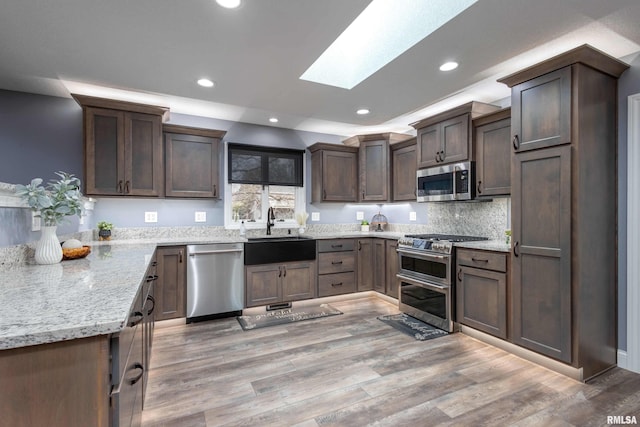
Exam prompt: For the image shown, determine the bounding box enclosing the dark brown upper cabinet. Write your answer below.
[358,139,389,202]
[391,138,417,201]
[411,102,500,169]
[73,95,168,197]
[499,44,629,380]
[309,143,358,202]
[163,124,226,198]
[473,108,511,197]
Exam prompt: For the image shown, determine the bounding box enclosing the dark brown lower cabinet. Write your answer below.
[385,240,399,298]
[357,239,374,291]
[245,261,316,307]
[155,246,186,320]
[373,239,386,293]
[317,239,357,297]
[456,249,508,340]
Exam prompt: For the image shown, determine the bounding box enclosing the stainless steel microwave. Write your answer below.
[416,161,474,202]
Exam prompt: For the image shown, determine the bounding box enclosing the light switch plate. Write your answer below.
[195,211,206,222]
[144,211,158,223]
[409,211,417,221]
[356,211,364,221]
[311,212,320,221]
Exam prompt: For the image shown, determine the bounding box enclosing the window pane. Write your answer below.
[231,153,262,182]
[232,183,262,221]
[268,186,295,220]
[269,155,298,185]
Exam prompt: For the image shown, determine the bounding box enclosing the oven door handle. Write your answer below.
[396,273,449,292]
[397,248,447,261]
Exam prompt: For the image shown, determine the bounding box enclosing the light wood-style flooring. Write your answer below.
[142,296,640,426]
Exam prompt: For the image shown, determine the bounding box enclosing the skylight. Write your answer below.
[300,0,477,90]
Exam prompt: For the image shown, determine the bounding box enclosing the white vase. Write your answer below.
[35,225,63,265]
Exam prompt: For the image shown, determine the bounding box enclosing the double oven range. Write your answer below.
[397,234,487,333]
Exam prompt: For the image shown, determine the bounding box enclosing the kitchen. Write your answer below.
[1,1,640,426]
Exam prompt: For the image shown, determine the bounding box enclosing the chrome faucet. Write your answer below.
[266,207,275,235]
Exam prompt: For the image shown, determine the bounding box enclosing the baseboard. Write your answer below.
[618,349,628,369]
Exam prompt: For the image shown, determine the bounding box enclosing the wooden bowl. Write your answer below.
[62,245,91,260]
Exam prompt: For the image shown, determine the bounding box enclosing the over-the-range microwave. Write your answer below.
[416,161,475,202]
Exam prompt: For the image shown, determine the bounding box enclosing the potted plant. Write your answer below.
[97,221,114,241]
[15,171,83,264]
[361,220,370,232]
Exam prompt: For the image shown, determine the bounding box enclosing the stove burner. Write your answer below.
[404,234,488,243]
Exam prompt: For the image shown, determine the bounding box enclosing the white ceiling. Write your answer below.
[1,0,640,137]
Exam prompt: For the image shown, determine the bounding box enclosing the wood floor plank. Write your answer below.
[141,296,640,427]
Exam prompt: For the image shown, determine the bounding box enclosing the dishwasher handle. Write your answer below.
[189,248,244,256]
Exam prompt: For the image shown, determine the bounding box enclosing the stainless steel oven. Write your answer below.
[396,234,487,333]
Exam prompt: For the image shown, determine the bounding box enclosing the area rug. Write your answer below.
[377,313,449,341]
[237,304,342,331]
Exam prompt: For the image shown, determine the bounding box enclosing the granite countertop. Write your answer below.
[0,243,156,350]
[454,240,511,253]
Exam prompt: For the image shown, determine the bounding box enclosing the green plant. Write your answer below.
[15,171,83,226]
[97,221,114,231]
[361,220,369,225]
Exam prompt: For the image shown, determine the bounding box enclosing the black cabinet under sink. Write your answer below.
[244,238,316,265]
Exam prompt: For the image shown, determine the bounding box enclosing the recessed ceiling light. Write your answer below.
[356,109,370,115]
[300,0,477,89]
[216,0,241,8]
[439,61,459,71]
[269,117,279,123]
[197,78,214,88]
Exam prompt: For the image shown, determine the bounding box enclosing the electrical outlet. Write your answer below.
[409,211,417,221]
[144,211,158,223]
[311,212,320,221]
[356,211,364,221]
[31,211,41,231]
[194,211,206,222]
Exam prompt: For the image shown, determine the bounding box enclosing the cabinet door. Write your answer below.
[165,133,220,198]
[359,140,389,201]
[416,123,440,169]
[441,113,470,164]
[321,150,358,202]
[457,265,507,339]
[124,112,163,196]
[392,143,417,201]
[373,239,386,293]
[155,247,186,321]
[282,261,316,302]
[245,264,281,307]
[476,117,511,196]
[357,239,373,291]
[385,240,399,298]
[511,67,571,152]
[511,146,571,362]
[85,107,125,195]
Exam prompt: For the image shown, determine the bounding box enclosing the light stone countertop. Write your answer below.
[0,230,505,351]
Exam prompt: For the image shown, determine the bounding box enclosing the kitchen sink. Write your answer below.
[244,236,316,265]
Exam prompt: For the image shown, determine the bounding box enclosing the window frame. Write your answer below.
[224,143,306,230]
[227,143,304,187]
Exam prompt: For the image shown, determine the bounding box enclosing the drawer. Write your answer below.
[457,249,506,272]
[317,239,355,253]
[318,252,356,274]
[318,272,357,297]
[111,288,145,387]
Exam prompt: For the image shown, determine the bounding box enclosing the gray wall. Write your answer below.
[616,53,640,351]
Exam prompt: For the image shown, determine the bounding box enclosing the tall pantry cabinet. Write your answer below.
[498,45,628,380]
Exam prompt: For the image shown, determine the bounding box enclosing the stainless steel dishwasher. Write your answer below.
[186,243,244,323]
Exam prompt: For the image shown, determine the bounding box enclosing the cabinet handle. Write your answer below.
[146,295,155,316]
[362,190,365,199]
[213,185,217,198]
[128,311,144,327]
[512,135,520,150]
[126,363,145,386]
[151,261,157,267]
[125,180,130,193]
[283,266,287,277]
[323,189,327,199]
[358,241,362,250]
[331,260,343,265]
[477,181,482,194]
[457,268,462,282]
[331,282,343,287]
[117,180,123,193]
[331,244,343,248]
[471,257,489,263]
[179,250,183,263]
[278,266,282,277]
[513,241,520,258]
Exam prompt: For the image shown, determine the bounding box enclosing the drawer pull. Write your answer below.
[128,311,144,327]
[471,257,489,263]
[513,241,520,258]
[331,282,343,287]
[146,295,155,316]
[126,363,145,386]
[331,260,343,265]
[513,134,520,150]
[331,244,343,248]
[458,268,462,282]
